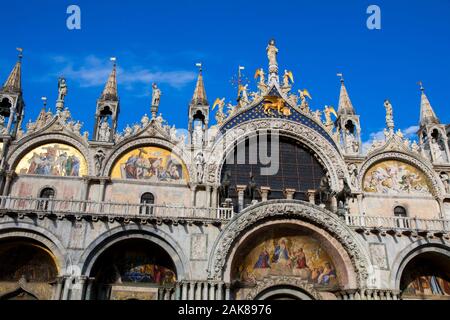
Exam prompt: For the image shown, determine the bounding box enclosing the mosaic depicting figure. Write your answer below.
[235,233,338,289]
[16,143,87,177]
[111,147,187,182]
[363,160,430,194]
[402,265,450,298]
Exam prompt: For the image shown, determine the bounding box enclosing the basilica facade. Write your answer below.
[0,41,449,300]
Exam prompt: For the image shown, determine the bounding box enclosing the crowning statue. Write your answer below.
[384,99,394,131]
[152,83,161,106]
[56,77,68,112]
[266,39,278,67]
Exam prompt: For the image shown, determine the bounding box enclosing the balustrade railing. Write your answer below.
[0,196,234,221]
[345,214,450,233]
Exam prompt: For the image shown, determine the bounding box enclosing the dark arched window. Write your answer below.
[394,206,408,229]
[38,188,55,211]
[394,206,407,217]
[140,193,155,215]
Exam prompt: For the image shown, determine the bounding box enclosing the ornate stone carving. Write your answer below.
[208,200,370,288]
[245,276,323,300]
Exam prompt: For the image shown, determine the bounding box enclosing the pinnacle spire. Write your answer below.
[419,83,439,127]
[2,48,23,94]
[191,63,208,106]
[337,74,355,115]
[100,58,118,101]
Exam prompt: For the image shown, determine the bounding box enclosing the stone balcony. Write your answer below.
[0,196,234,226]
[345,214,450,236]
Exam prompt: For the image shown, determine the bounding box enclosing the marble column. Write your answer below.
[53,276,65,300]
[206,186,212,208]
[190,185,197,207]
[260,186,271,202]
[306,189,316,204]
[1,171,14,196]
[236,185,247,212]
[283,188,296,200]
[212,186,218,208]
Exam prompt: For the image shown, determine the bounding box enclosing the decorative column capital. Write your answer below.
[283,188,296,200]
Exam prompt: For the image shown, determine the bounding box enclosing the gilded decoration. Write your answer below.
[363,160,430,194]
[15,143,87,177]
[111,146,188,182]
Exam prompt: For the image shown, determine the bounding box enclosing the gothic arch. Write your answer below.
[389,239,450,290]
[79,224,191,281]
[357,151,445,198]
[207,200,370,288]
[6,133,91,176]
[207,119,347,192]
[103,137,192,181]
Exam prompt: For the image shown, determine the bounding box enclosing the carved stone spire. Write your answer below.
[99,58,118,101]
[191,64,208,106]
[337,75,355,115]
[419,83,439,127]
[2,49,23,94]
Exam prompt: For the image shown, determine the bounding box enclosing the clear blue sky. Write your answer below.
[1,0,450,144]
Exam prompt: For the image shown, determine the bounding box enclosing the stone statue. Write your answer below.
[238,84,250,107]
[195,152,205,184]
[384,99,394,129]
[151,83,161,107]
[123,125,133,138]
[167,125,176,141]
[220,170,232,199]
[213,98,226,125]
[98,118,111,142]
[57,77,68,102]
[266,39,278,67]
[141,114,150,127]
[396,129,404,139]
[440,172,450,193]
[345,129,357,153]
[348,164,358,188]
[94,150,106,177]
[246,172,258,201]
[411,140,420,153]
[318,172,332,204]
[193,125,203,147]
[430,138,445,162]
[298,89,311,112]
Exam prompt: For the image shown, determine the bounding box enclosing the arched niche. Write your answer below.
[400,251,450,300]
[14,142,88,177]
[0,238,59,300]
[88,238,177,300]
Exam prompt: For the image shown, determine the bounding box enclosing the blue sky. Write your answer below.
[1,0,450,146]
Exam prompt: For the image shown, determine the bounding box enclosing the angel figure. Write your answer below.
[254,68,266,85]
[283,70,294,87]
[323,106,338,128]
[298,89,312,111]
[238,84,250,106]
[212,98,226,125]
